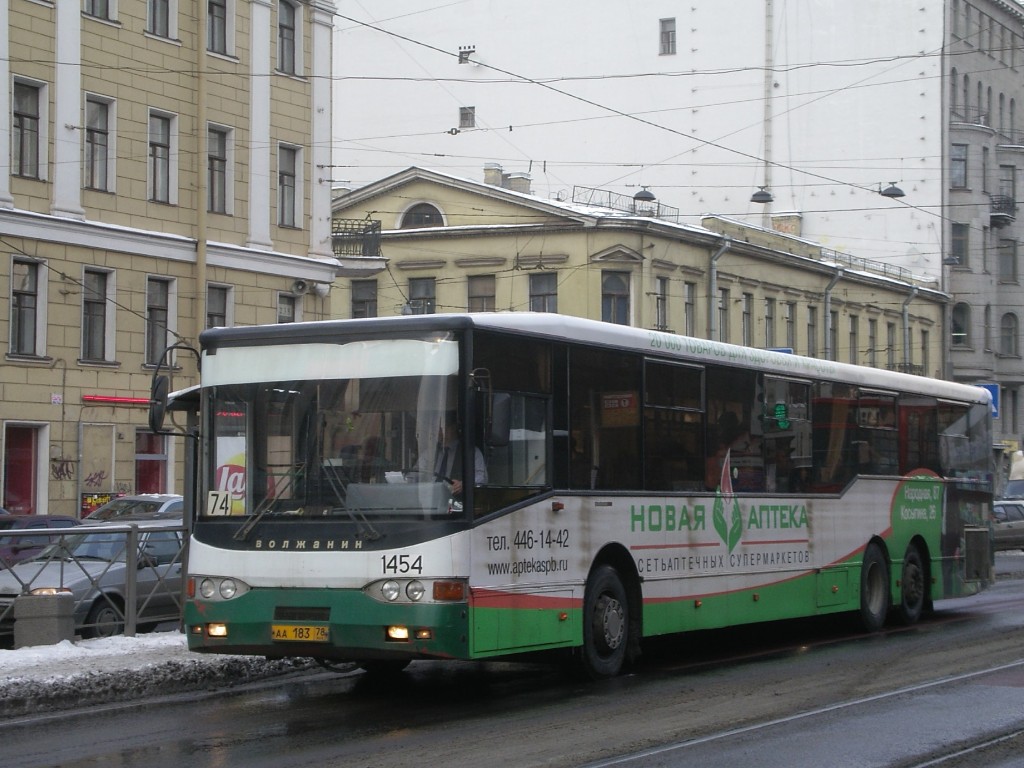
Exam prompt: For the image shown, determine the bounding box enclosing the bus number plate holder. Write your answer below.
[271,624,330,643]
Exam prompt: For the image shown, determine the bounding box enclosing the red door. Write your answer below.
[3,425,38,515]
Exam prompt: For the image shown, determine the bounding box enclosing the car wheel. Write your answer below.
[83,598,125,639]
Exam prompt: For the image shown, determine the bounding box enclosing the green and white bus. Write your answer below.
[181,313,993,678]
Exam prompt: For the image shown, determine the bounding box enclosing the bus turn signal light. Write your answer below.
[433,580,466,601]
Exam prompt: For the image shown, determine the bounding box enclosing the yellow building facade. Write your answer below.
[332,167,945,377]
[1,1,380,517]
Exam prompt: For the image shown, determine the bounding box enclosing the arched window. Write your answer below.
[963,74,970,117]
[400,203,444,229]
[951,68,959,116]
[1000,93,1006,134]
[1001,313,1019,356]
[952,302,971,346]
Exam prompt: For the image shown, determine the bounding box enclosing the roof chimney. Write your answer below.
[483,162,503,186]
[505,172,532,195]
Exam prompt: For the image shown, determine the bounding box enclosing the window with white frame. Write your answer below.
[602,271,630,326]
[717,287,730,342]
[868,318,878,366]
[13,81,44,179]
[278,0,300,75]
[1001,313,1020,356]
[764,297,776,348]
[684,281,696,336]
[741,292,754,346]
[529,272,557,313]
[207,284,231,328]
[208,0,232,55]
[82,269,114,362]
[84,0,115,21]
[659,18,676,55]
[278,144,300,227]
[148,111,177,204]
[655,276,670,331]
[11,258,44,357]
[459,107,476,129]
[849,315,859,365]
[806,306,818,357]
[85,96,114,192]
[886,322,897,368]
[145,277,174,366]
[408,277,436,315]
[208,125,232,214]
[147,0,176,38]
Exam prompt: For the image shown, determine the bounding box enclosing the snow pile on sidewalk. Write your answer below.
[0,632,315,718]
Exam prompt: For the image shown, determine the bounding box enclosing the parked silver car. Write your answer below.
[993,501,1024,551]
[0,518,185,640]
[85,493,183,521]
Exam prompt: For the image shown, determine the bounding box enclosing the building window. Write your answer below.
[351,280,377,318]
[529,272,557,313]
[684,281,696,336]
[468,275,496,312]
[85,0,112,20]
[868,318,878,367]
[13,82,41,179]
[886,323,897,368]
[920,329,929,375]
[952,303,970,346]
[400,203,443,228]
[764,297,776,348]
[999,238,1018,282]
[147,0,171,37]
[409,278,436,315]
[1000,164,1017,201]
[602,271,630,325]
[208,0,228,54]
[951,144,968,188]
[459,107,476,129]
[278,145,298,227]
[277,294,296,323]
[207,285,230,328]
[716,288,730,342]
[82,270,110,361]
[784,301,796,349]
[849,315,859,365]
[653,277,670,331]
[806,306,818,357]
[278,0,297,75]
[741,292,753,346]
[148,113,173,203]
[659,18,676,55]
[208,126,230,213]
[146,278,172,366]
[135,431,167,494]
[11,259,40,356]
[84,97,111,191]
[951,223,969,266]
[1001,313,1020,356]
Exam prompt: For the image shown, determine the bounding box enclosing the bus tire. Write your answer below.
[580,564,629,679]
[859,543,890,632]
[897,544,926,625]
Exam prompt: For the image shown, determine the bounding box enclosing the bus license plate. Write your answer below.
[271,624,330,643]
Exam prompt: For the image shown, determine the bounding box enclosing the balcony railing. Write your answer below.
[951,107,990,127]
[990,195,1016,228]
[332,219,382,260]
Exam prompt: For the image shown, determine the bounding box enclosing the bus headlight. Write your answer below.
[406,580,425,601]
[219,579,238,599]
[199,578,217,599]
[192,576,250,601]
[381,580,401,601]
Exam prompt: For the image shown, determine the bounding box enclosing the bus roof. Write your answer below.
[200,313,990,406]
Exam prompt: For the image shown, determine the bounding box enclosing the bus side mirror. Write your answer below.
[488,392,511,447]
[148,374,170,434]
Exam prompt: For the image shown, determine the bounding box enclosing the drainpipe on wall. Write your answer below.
[708,236,732,341]
[903,287,919,371]
[823,268,843,361]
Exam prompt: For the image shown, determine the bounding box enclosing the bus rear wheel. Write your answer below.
[859,543,890,632]
[580,564,629,679]
[897,544,926,625]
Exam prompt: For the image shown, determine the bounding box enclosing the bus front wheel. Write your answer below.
[897,544,926,625]
[859,543,890,632]
[580,564,629,679]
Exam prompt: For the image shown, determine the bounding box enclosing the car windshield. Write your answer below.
[92,499,168,519]
[40,531,129,562]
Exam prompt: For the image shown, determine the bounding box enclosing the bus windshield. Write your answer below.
[203,335,467,523]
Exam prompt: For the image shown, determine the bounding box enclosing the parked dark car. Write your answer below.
[0,515,81,569]
[992,501,1024,551]
[0,517,185,639]
[85,494,183,521]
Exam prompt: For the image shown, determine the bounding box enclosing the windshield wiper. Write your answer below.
[234,465,304,541]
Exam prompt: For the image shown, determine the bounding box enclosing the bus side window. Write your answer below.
[705,367,763,492]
